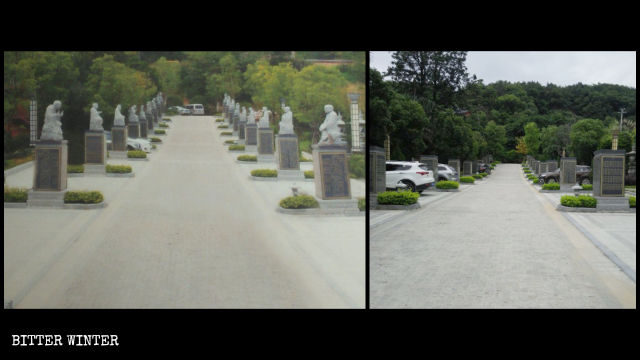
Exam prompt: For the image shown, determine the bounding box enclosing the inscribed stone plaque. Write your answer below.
[148,118,153,130]
[560,158,576,185]
[85,133,105,165]
[35,148,60,190]
[278,136,299,170]
[233,116,239,131]
[139,121,147,138]
[320,153,350,199]
[448,159,460,178]
[593,150,625,197]
[419,155,438,179]
[375,150,386,193]
[246,125,257,145]
[128,123,139,138]
[239,122,246,140]
[463,161,472,176]
[539,162,548,174]
[548,161,558,172]
[258,129,274,155]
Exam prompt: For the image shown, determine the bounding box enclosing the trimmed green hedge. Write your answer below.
[229,145,245,151]
[163,118,171,121]
[377,191,420,205]
[237,155,257,162]
[561,195,597,208]
[106,164,132,173]
[150,137,162,142]
[630,196,636,208]
[524,170,531,174]
[215,119,224,122]
[479,172,488,177]
[527,174,538,181]
[154,129,166,135]
[64,191,104,204]
[460,176,475,183]
[436,180,459,189]
[542,183,560,190]
[127,150,147,158]
[67,164,84,173]
[152,144,157,149]
[279,195,319,209]
[4,186,28,202]
[220,131,232,136]
[251,169,277,177]
[358,197,365,211]
[304,170,314,179]
[159,123,169,128]
[224,140,236,144]
[581,184,593,190]
[300,156,312,162]
[218,125,229,129]
[472,174,482,179]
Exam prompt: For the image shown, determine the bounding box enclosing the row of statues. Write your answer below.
[40,92,166,141]
[222,93,343,145]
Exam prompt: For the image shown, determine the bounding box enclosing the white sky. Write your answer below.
[370,51,636,88]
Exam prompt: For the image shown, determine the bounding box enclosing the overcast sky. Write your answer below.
[370,51,636,88]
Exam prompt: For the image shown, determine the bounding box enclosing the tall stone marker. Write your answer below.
[593,149,628,210]
[472,160,479,174]
[560,157,577,192]
[463,160,472,176]
[448,159,460,181]
[419,155,438,180]
[539,161,549,175]
[547,160,558,172]
[370,146,386,208]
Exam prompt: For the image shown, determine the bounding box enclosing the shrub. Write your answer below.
[215,119,224,123]
[479,172,488,177]
[472,174,482,179]
[106,164,132,173]
[358,197,365,211]
[300,156,311,162]
[64,191,104,204]
[304,170,314,179]
[581,184,593,190]
[279,195,319,209]
[542,183,560,190]
[127,150,147,158]
[152,144,157,149]
[229,145,245,151]
[377,191,420,205]
[460,176,475,183]
[524,170,531,174]
[527,175,538,181]
[221,131,232,136]
[577,195,597,208]
[349,153,365,179]
[154,129,166,135]
[561,195,580,207]
[150,137,162,142]
[436,180,459,189]
[237,155,257,162]
[490,165,495,170]
[67,164,84,173]
[218,125,229,129]
[251,169,277,177]
[4,186,28,202]
[159,123,169,128]
[163,118,171,121]
[630,196,636,208]
[561,195,597,208]
[224,140,236,144]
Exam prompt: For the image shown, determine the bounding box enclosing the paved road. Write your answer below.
[4,115,364,308]
[370,164,636,308]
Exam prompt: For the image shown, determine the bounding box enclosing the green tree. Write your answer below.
[387,92,429,160]
[369,69,394,148]
[523,122,541,157]
[206,53,243,104]
[569,118,606,164]
[484,120,507,159]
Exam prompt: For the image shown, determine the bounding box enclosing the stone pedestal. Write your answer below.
[317,198,360,215]
[548,160,558,172]
[370,146,386,208]
[593,149,625,197]
[277,134,303,181]
[463,161,472,176]
[29,140,68,206]
[595,197,630,211]
[128,123,140,138]
[139,120,148,138]
[109,151,128,159]
[419,155,438,180]
[233,115,239,132]
[85,131,106,165]
[238,121,246,140]
[448,159,460,181]
[472,160,479,174]
[246,124,257,146]
[539,162,549,174]
[312,144,351,200]
[111,126,128,151]
[257,128,274,162]
[560,157,577,192]
[148,117,154,131]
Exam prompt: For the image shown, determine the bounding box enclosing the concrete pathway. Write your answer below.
[370,164,636,308]
[4,115,364,308]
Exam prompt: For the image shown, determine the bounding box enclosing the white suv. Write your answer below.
[386,161,436,193]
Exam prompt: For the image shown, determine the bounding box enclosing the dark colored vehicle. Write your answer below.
[478,163,490,174]
[538,165,592,185]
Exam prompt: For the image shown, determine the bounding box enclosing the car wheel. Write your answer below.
[400,180,416,192]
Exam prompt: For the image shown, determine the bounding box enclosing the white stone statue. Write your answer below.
[139,104,146,121]
[145,101,152,118]
[241,106,247,122]
[319,104,344,145]
[279,106,294,135]
[259,107,271,128]
[114,104,125,126]
[128,105,139,123]
[89,102,103,131]
[248,107,255,124]
[156,92,163,107]
[40,100,64,141]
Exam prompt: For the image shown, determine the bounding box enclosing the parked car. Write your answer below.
[386,161,435,193]
[172,106,190,115]
[185,104,204,115]
[437,163,458,182]
[538,165,592,184]
[478,162,490,174]
[127,137,152,153]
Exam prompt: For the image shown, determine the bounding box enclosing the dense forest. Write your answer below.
[4,51,365,165]
[370,51,636,166]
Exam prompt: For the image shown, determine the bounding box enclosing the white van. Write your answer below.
[185,104,204,115]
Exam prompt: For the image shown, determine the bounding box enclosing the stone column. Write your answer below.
[238,120,246,145]
[560,157,577,192]
[276,134,303,181]
[419,155,438,181]
[348,93,361,153]
[593,149,628,210]
[539,161,549,175]
[84,130,106,174]
[257,126,275,162]
[463,160,472,176]
[370,146,386,208]
[312,143,357,212]
[448,159,460,181]
[28,140,68,207]
[547,160,558,172]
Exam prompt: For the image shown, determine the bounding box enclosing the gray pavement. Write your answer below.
[4,115,365,309]
[370,163,636,308]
